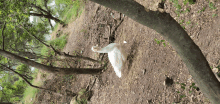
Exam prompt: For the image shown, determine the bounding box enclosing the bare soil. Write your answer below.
[34,0,220,104]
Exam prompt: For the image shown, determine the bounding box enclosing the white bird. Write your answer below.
[91,41,127,78]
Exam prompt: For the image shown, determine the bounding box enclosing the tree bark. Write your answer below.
[0,103,13,104]
[90,0,220,103]
[0,49,103,75]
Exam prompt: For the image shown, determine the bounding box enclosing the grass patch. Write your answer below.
[41,34,68,56]
[21,85,39,104]
[53,0,85,31]
[21,69,43,104]
[209,2,216,10]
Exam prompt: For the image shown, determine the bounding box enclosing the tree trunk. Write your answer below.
[90,0,220,103]
[0,103,13,104]
[0,49,103,75]
[29,13,65,25]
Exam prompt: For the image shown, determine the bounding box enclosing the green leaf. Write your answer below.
[193,86,197,89]
[161,40,165,42]
[212,14,217,17]
[181,83,186,86]
[163,43,166,47]
[177,5,181,10]
[180,94,186,98]
[181,86,185,89]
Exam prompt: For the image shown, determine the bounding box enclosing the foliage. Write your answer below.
[0,0,83,103]
[183,0,195,5]
[55,0,75,5]
[16,64,32,75]
[169,0,182,16]
[41,34,67,56]
[50,34,67,50]
[154,39,167,47]
[209,2,216,10]
[0,73,28,103]
[175,82,199,101]
[54,0,84,25]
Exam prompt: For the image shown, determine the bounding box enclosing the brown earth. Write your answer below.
[34,0,220,104]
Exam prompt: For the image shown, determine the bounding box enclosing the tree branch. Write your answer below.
[1,22,6,50]
[43,0,51,14]
[1,64,49,91]
[90,0,220,103]
[18,24,100,63]
[0,64,77,97]
[28,13,65,24]
[30,3,50,14]
[48,18,54,30]
[0,49,104,75]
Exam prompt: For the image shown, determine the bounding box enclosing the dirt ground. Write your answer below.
[34,0,220,104]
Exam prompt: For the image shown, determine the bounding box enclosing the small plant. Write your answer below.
[185,8,190,12]
[215,65,220,77]
[175,82,199,101]
[183,0,195,5]
[180,83,186,90]
[182,26,185,30]
[50,35,68,50]
[212,14,217,17]
[209,2,216,10]
[198,7,206,13]
[201,7,206,12]
[179,20,184,25]
[180,94,186,99]
[80,29,88,33]
[154,39,167,47]
[186,20,191,25]
[170,0,182,15]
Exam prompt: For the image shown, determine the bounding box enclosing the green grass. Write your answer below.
[53,0,85,31]
[21,69,43,104]
[41,34,68,56]
[20,0,84,103]
[183,0,195,5]
[49,35,68,50]
[209,2,216,10]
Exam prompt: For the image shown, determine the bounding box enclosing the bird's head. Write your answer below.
[91,45,100,52]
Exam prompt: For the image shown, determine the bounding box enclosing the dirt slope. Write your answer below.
[34,0,220,104]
